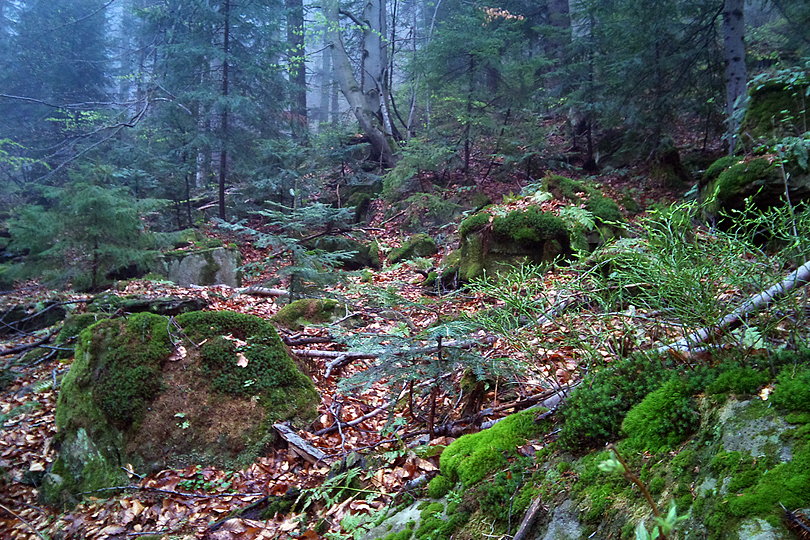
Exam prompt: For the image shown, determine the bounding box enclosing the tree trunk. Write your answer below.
[286,0,307,140]
[318,28,332,128]
[722,0,746,155]
[324,0,395,167]
[218,0,230,220]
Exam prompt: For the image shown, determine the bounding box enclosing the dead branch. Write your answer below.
[658,259,810,353]
[324,355,350,379]
[0,330,58,357]
[273,423,330,464]
[237,286,289,298]
[512,495,545,540]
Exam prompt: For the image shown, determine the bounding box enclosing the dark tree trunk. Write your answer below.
[722,0,746,154]
[286,0,307,140]
[218,0,231,220]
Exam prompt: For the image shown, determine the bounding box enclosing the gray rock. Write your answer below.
[737,518,788,540]
[159,247,241,287]
[538,499,583,540]
[361,502,423,540]
[718,399,793,462]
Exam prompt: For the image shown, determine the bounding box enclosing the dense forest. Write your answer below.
[0,0,809,538]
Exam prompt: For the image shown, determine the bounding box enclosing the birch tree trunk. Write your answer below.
[324,0,395,167]
[722,0,746,155]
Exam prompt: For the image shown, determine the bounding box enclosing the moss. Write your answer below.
[388,234,438,263]
[56,313,172,431]
[586,194,622,223]
[742,79,809,141]
[270,298,341,330]
[726,442,810,519]
[622,379,699,453]
[558,354,670,452]
[706,365,769,395]
[175,310,318,424]
[491,208,567,245]
[380,528,413,540]
[544,175,588,201]
[477,456,536,524]
[771,366,810,412]
[439,409,545,487]
[703,155,740,184]
[785,412,810,424]
[458,213,490,238]
[413,501,469,540]
[711,158,778,204]
[346,192,373,222]
[426,475,453,499]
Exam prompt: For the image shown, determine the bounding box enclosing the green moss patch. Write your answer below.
[621,379,699,452]
[491,208,568,245]
[48,310,318,506]
[771,365,810,412]
[388,234,438,263]
[439,409,545,487]
[271,298,341,330]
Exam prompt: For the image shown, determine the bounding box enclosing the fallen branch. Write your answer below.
[0,501,48,540]
[658,259,810,353]
[273,423,330,464]
[324,354,349,379]
[237,286,289,298]
[512,495,545,540]
[0,330,58,356]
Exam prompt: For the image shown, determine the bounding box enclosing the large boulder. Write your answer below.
[741,74,809,148]
[698,155,810,216]
[154,246,242,287]
[42,310,318,506]
[453,176,622,281]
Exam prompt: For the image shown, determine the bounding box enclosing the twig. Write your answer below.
[78,484,265,499]
[0,502,49,540]
[0,330,57,356]
[324,354,349,379]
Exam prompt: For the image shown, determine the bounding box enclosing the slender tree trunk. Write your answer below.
[218,0,231,220]
[324,0,395,167]
[722,0,746,155]
[286,0,307,140]
[318,28,332,128]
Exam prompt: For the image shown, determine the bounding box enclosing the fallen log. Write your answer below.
[237,286,289,298]
[658,259,810,353]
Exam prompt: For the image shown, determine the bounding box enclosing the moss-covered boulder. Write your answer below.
[741,75,808,145]
[387,234,438,264]
[42,310,318,507]
[699,155,810,215]
[455,176,623,282]
[308,236,380,270]
[153,246,241,287]
[87,294,208,315]
[457,208,570,281]
[271,298,343,330]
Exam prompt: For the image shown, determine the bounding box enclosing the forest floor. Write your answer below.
[0,154,690,539]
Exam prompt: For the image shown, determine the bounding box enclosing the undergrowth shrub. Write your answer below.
[557,354,669,452]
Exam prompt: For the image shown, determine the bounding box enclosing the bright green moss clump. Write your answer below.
[543,175,622,223]
[491,208,567,244]
[622,379,698,452]
[458,212,490,238]
[426,474,453,499]
[706,365,769,395]
[439,409,544,487]
[58,313,172,430]
[712,158,777,203]
[176,310,318,423]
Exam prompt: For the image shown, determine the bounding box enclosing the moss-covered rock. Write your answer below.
[44,310,318,507]
[457,208,570,281]
[154,246,241,287]
[741,77,809,144]
[699,155,810,215]
[87,294,208,315]
[308,236,380,270]
[621,379,699,452]
[271,298,342,330]
[387,234,438,264]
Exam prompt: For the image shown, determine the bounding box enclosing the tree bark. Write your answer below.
[218,0,231,220]
[324,0,396,167]
[722,0,746,155]
[286,0,307,140]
